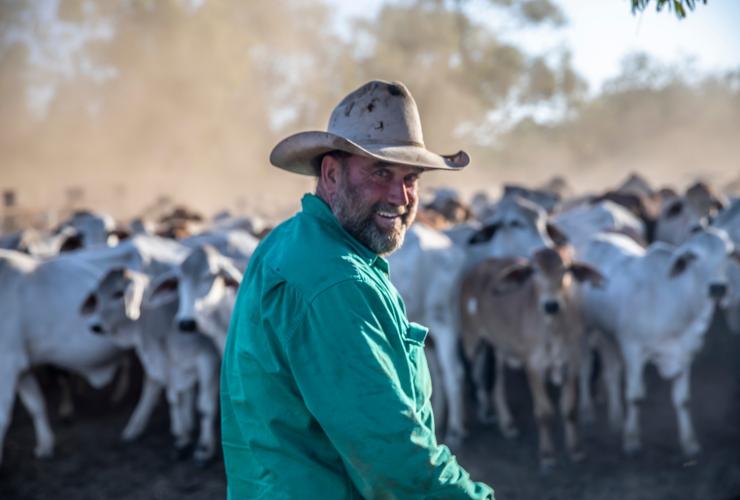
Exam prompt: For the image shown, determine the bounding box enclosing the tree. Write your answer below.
[631,0,707,19]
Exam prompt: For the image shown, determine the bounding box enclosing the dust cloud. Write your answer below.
[1,1,738,227]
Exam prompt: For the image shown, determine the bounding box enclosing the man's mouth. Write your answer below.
[376,210,404,220]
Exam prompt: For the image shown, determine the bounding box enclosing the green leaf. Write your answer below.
[674,0,686,18]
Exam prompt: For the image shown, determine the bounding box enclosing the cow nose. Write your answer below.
[709,283,727,299]
[178,319,198,332]
[543,300,560,315]
[90,324,104,335]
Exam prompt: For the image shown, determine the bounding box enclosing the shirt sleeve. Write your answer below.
[284,278,494,499]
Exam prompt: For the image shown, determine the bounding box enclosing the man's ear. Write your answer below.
[319,154,342,203]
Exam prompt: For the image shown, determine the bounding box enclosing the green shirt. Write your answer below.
[220,193,493,499]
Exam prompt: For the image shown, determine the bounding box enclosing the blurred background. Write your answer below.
[2,1,740,499]
[2,0,738,225]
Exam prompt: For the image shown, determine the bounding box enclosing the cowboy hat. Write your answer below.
[269,80,470,176]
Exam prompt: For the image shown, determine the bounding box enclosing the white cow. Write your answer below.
[80,266,221,464]
[580,228,740,457]
[0,226,83,257]
[0,249,144,467]
[713,199,740,333]
[55,210,119,248]
[389,195,555,446]
[554,200,647,252]
[182,229,258,271]
[149,244,244,356]
[654,182,726,245]
[554,200,647,421]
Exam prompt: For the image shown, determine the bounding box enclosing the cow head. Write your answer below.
[495,247,604,316]
[79,267,149,346]
[656,183,726,245]
[167,245,241,344]
[668,227,739,306]
[467,196,553,258]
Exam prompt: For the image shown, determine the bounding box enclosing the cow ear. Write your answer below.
[669,251,697,277]
[731,250,740,266]
[494,264,534,293]
[59,233,84,252]
[219,262,242,289]
[147,273,179,308]
[569,263,606,288]
[711,198,725,212]
[664,200,684,218]
[123,271,148,320]
[468,223,499,245]
[107,228,131,244]
[546,222,569,247]
[80,293,97,315]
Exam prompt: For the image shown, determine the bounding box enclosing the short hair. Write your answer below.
[313,150,352,176]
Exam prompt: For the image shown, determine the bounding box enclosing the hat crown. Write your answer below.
[328,80,425,148]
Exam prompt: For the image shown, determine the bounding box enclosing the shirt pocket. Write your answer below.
[402,322,432,410]
[403,321,429,346]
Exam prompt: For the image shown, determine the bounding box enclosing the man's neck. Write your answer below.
[315,184,333,207]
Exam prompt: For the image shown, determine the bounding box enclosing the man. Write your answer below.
[220,80,494,499]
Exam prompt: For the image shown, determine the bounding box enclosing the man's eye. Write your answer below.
[404,174,419,184]
[374,169,391,179]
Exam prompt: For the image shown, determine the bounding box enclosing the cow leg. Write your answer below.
[472,345,495,424]
[121,375,163,441]
[494,350,517,439]
[561,364,584,462]
[671,367,700,457]
[57,372,75,421]
[595,331,624,432]
[725,302,740,334]
[193,353,220,465]
[181,386,196,438]
[110,355,131,404]
[425,345,447,435]
[526,364,556,470]
[434,328,467,448]
[17,372,54,458]
[0,366,22,467]
[166,388,191,456]
[168,391,183,443]
[622,346,645,456]
[578,332,595,424]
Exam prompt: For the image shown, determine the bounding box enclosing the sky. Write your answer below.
[328,0,740,92]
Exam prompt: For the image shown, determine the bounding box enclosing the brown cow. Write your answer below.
[460,247,603,468]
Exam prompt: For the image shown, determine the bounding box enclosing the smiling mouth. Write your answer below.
[376,211,402,220]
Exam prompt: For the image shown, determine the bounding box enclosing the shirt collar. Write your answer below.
[301,193,390,273]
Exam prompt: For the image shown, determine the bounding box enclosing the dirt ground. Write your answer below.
[2,311,739,500]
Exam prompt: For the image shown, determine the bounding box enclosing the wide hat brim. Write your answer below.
[269,131,470,176]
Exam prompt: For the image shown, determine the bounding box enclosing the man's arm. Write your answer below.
[284,278,493,499]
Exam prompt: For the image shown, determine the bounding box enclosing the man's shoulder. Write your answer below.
[252,210,372,299]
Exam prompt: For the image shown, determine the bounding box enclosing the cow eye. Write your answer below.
[113,290,125,299]
[510,220,523,229]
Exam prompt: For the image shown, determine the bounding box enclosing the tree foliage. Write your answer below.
[0,0,733,215]
[631,0,707,19]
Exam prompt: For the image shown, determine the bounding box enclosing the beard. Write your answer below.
[332,172,417,256]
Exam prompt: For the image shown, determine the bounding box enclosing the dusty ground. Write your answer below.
[2,312,739,500]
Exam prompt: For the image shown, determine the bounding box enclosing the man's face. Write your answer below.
[331,155,422,256]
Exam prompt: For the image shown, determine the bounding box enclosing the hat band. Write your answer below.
[343,137,426,148]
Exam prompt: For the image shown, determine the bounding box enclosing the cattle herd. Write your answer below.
[0,172,739,477]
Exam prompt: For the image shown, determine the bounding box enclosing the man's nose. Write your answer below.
[388,180,411,206]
